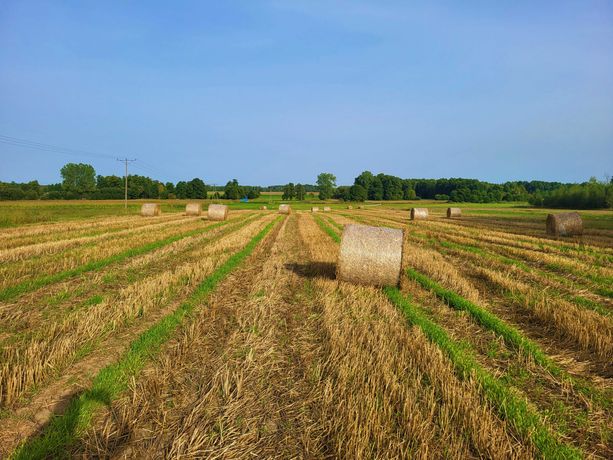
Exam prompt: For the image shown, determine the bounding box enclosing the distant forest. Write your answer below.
[1,163,611,209]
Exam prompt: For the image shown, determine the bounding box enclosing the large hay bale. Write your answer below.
[311,207,320,212]
[279,204,291,214]
[141,203,161,217]
[347,205,353,209]
[208,204,229,221]
[410,208,428,220]
[447,207,461,218]
[185,203,202,216]
[337,224,404,287]
[546,212,583,236]
[260,205,268,210]
[323,206,331,212]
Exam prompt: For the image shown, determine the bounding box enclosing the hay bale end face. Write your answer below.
[279,204,291,214]
[260,205,268,210]
[337,224,404,287]
[546,212,583,236]
[447,207,461,218]
[410,208,428,220]
[311,207,320,212]
[347,205,353,209]
[208,204,229,221]
[323,206,331,212]
[141,203,161,217]
[185,203,202,216]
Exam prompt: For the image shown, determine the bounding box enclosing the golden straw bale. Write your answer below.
[323,206,331,212]
[260,205,268,210]
[347,205,353,209]
[185,203,202,216]
[208,204,229,221]
[546,212,583,236]
[141,203,161,217]
[337,224,404,287]
[279,204,291,214]
[447,207,461,218]
[311,207,320,212]
[410,208,428,220]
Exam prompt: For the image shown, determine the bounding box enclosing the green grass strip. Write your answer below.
[11,217,280,460]
[322,214,344,232]
[384,287,583,460]
[0,218,241,303]
[313,215,341,243]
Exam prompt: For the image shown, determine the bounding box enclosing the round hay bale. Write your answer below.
[410,208,428,220]
[141,203,161,217]
[546,212,583,236]
[323,206,331,212]
[260,205,268,210]
[208,204,229,221]
[347,205,353,209]
[279,204,291,214]
[447,207,461,218]
[358,205,364,209]
[337,224,404,287]
[311,207,320,212]
[185,203,202,216]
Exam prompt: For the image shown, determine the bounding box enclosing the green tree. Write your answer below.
[224,179,242,200]
[317,172,336,200]
[282,182,295,200]
[188,178,207,199]
[295,183,306,200]
[349,184,367,202]
[60,163,96,194]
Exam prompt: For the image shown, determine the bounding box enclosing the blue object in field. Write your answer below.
[240,197,248,202]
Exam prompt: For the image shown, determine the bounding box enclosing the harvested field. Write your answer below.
[1,205,612,459]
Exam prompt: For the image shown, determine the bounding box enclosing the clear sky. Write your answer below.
[1,1,612,185]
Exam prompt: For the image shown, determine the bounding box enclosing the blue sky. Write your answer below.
[1,1,612,185]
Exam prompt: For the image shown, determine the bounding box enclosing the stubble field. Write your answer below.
[0,204,611,459]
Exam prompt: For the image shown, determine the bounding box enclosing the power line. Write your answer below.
[117,158,136,210]
[0,134,117,161]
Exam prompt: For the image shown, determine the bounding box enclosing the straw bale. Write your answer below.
[337,224,404,287]
[447,207,461,218]
[279,204,291,214]
[185,203,202,216]
[410,208,428,220]
[323,206,331,212]
[546,212,583,236]
[311,207,320,212]
[141,203,161,217]
[208,204,229,221]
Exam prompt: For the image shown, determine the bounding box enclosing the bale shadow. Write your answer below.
[285,262,336,280]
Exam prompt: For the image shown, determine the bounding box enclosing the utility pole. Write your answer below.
[116,158,136,210]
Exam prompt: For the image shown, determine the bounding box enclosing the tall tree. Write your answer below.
[60,163,96,193]
[295,183,306,200]
[224,179,242,200]
[282,182,295,200]
[317,172,336,200]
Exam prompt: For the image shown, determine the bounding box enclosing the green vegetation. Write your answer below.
[11,217,280,460]
[384,287,582,459]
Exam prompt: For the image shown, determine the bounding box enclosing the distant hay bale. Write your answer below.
[208,204,229,221]
[358,205,364,209]
[311,207,320,212]
[347,205,353,209]
[185,203,202,216]
[410,208,428,220]
[447,207,461,218]
[323,206,331,212]
[546,212,583,236]
[260,205,268,210]
[279,204,291,214]
[141,203,161,217]
[337,224,404,287]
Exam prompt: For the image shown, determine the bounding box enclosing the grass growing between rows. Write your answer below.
[313,215,341,243]
[406,269,610,408]
[10,217,281,460]
[0,218,240,303]
[384,288,583,460]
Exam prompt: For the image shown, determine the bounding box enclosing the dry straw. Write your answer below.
[279,204,291,214]
[410,208,429,220]
[546,212,583,236]
[337,224,404,287]
[447,207,461,218]
[260,205,268,210]
[141,203,161,217]
[347,205,353,209]
[185,203,202,216]
[323,206,332,212]
[208,204,229,221]
[311,207,320,212]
